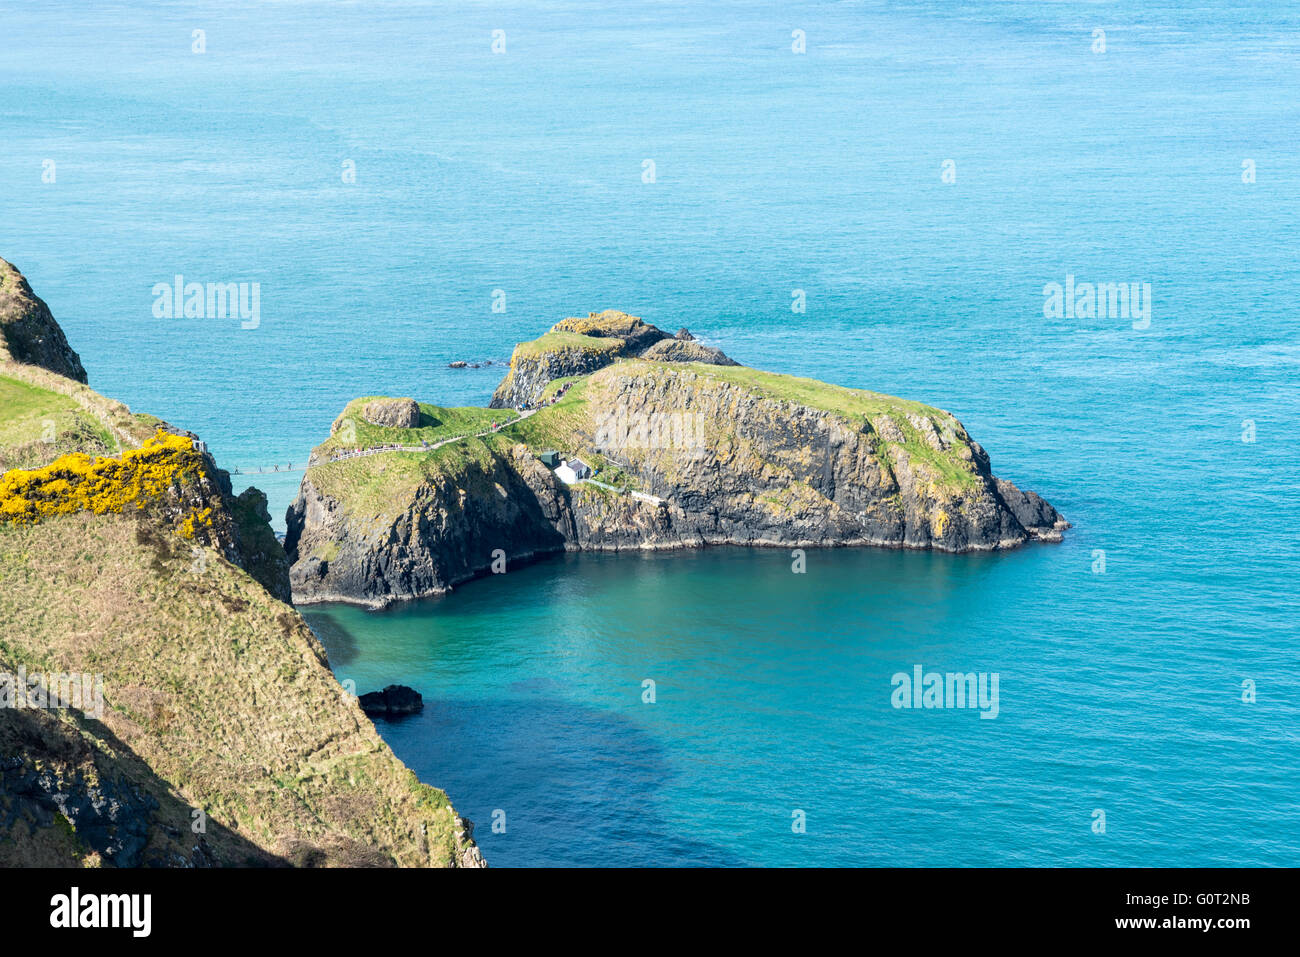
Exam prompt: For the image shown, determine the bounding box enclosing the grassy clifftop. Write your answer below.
[0,362,163,472]
[303,338,998,526]
[314,396,502,460]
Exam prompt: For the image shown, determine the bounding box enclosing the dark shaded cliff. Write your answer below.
[0,257,87,383]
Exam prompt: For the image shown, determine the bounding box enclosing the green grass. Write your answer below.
[655,361,946,421]
[889,416,979,488]
[0,373,118,470]
[496,378,593,450]
[511,330,625,360]
[310,540,340,562]
[314,398,506,458]
[539,374,583,400]
[308,439,499,519]
[307,396,521,517]
[0,374,80,444]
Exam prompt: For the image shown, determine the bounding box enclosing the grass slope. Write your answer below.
[0,513,461,867]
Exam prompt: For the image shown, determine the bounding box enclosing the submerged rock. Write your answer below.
[359,685,424,716]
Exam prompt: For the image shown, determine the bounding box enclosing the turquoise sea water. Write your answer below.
[3,1,1298,866]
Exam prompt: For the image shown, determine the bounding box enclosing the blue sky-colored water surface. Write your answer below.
[3,1,1297,865]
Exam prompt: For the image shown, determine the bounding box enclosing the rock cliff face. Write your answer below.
[0,258,87,383]
[287,320,1066,607]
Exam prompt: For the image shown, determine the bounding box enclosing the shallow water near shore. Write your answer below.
[5,0,1299,865]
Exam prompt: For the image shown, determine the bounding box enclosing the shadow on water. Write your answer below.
[302,610,361,668]
[370,693,746,867]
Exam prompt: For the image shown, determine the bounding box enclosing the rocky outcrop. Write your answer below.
[288,347,1067,607]
[489,310,735,409]
[362,397,420,428]
[552,309,671,353]
[454,815,486,868]
[226,484,293,602]
[0,704,215,868]
[640,338,738,365]
[285,447,570,606]
[0,258,87,383]
[489,332,623,410]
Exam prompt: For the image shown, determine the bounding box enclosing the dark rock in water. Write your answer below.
[994,479,1067,542]
[359,685,424,716]
[675,327,695,340]
[449,360,468,368]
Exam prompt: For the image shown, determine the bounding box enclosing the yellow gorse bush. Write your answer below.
[0,430,215,537]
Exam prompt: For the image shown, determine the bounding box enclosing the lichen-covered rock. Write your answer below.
[362,397,420,428]
[640,338,737,365]
[552,309,670,352]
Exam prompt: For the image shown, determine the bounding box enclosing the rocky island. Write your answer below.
[286,310,1067,608]
[0,257,483,867]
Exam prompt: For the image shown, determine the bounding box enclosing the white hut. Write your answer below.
[555,458,592,485]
